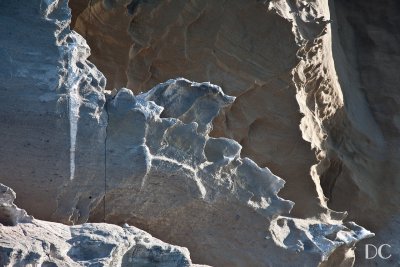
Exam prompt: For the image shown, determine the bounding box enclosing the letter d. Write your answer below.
[365,244,377,259]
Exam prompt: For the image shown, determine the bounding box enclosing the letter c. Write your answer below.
[378,244,392,259]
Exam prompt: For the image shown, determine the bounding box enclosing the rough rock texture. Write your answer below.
[0,184,32,226]
[270,217,372,266]
[0,0,107,222]
[73,0,132,90]
[0,184,200,267]
[0,0,386,266]
[271,0,400,266]
[70,74,372,266]
[70,0,324,222]
[328,1,400,265]
[70,0,400,265]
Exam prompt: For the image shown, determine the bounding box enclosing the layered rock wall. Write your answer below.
[71,0,324,220]
[1,0,396,266]
[0,0,107,221]
[68,0,400,265]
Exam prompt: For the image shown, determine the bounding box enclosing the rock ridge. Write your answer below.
[0,0,377,266]
[0,184,202,267]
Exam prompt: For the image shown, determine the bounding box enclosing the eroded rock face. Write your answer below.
[72,0,132,90]
[326,1,400,265]
[80,77,371,266]
[0,0,377,266]
[71,0,399,249]
[0,184,198,267]
[270,217,373,266]
[0,72,373,264]
[97,79,297,266]
[69,1,400,265]
[268,0,400,265]
[0,0,107,221]
[71,0,323,220]
[0,184,32,226]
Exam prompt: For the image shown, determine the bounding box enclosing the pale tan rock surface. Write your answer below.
[73,0,132,90]
[69,1,400,266]
[322,1,400,265]
[0,0,395,266]
[272,0,400,265]
[71,0,324,222]
[0,0,373,264]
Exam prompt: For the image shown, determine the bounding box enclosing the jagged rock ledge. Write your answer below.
[0,0,374,266]
[0,184,208,267]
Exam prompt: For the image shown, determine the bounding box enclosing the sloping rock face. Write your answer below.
[0,0,377,266]
[0,0,107,221]
[325,1,400,266]
[271,0,400,265]
[73,0,132,90]
[70,0,323,222]
[70,0,400,265]
[0,184,199,267]
[51,69,373,265]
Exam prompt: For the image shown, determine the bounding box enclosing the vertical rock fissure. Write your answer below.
[103,98,109,223]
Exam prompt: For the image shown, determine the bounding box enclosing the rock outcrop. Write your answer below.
[70,0,400,265]
[328,1,400,266]
[0,0,107,221]
[0,0,387,266]
[72,0,132,90]
[0,184,200,267]
[0,182,373,267]
[271,0,400,265]
[71,0,323,220]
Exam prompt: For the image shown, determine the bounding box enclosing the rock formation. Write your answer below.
[0,184,201,267]
[71,0,323,220]
[69,0,400,266]
[0,0,396,266]
[0,0,107,222]
[0,181,373,266]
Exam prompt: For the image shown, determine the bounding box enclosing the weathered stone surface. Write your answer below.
[0,180,373,267]
[270,217,373,266]
[98,79,296,266]
[0,184,32,226]
[71,0,323,220]
[72,0,132,91]
[92,78,372,266]
[0,0,380,266]
[0,0,107,222]
[270,0,400,265]
[333,0,400,265]
[70,1,400,265]
[0,184,200,267]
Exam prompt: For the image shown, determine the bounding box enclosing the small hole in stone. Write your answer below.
[91,78,99,87]
[76,62,84,69]
[66,36,74,43]
[277,218,285,227]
